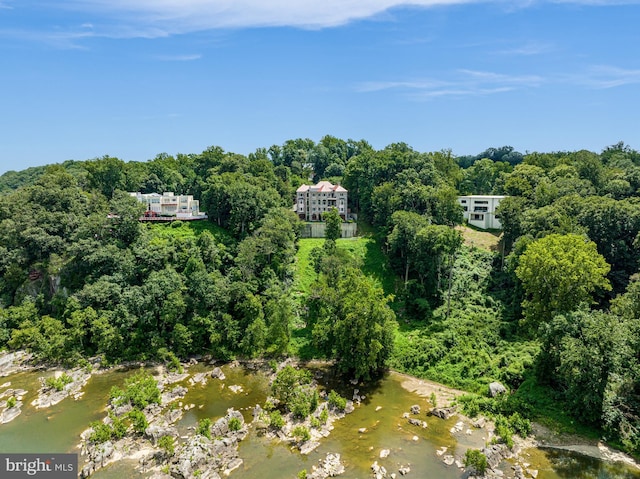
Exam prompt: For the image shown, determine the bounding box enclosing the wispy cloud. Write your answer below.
[8,0,640,45]
[46,0,640,40]
[495,41,553,56]
[155,54,202,62]
[358,69,543,99]
[577,65,640,88]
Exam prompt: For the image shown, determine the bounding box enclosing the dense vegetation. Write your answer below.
[1,138,640,454]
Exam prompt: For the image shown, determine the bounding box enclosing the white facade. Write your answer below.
[129,192,205,218]
[458,195,505,230]
[296,181,348,221]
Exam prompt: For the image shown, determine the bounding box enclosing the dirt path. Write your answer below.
[393,371,466,407]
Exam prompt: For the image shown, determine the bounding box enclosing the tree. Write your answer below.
[314,268,397,381]
[323,207,342,242]
[515,234,611,326]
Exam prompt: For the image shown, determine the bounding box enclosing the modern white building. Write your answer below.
[129,192,206,219]
[458,195,505,230]
[296,181,348,221]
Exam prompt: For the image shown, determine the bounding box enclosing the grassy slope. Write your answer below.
[294,236,397,297]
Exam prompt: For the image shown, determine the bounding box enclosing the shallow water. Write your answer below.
[1,365,639,479]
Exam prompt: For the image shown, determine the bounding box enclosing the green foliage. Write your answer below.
[292,425,311,443]
[327,390,347,411]
[494,415,514,448]
[516,234,611,326]
[45,373,73,391]
[6,396,17,408]
[297,470,308,479]
[110,370,160,410]
[319,407,329,424]
[323,207,342,242]
[158,435,175,456]
[271,366,312,408]
[464,449,488,475]
[269,410,285,429]
[197,418,212,439]
[312,267,397,381]
[89,421,115,444]
[228,416,242,432]
[127,409,149,434]
[310,416,321,428]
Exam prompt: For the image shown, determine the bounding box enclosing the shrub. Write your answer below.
[269,410,285,429]
[89,421,113,444]
[297,470,308,479]
[166,352,183,374]
[110,370,160,410]
[290,390,313,419]
[158,435,175,456]
[6,396,17,408]
[319,408,329,424]
[508,412,531,437]
[493,415,514,448]
[310,416,321,428]
[45,373,73,392]
[111,415,128,440]
[128,409,149,434]
[197,418,212,439]
[464,449,487,475]
[228,416,242,432]
[292,425,311,443]
[328,390,347,411]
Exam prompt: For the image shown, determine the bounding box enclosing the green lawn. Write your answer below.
[294,236,397,297]
[146,220,234,244]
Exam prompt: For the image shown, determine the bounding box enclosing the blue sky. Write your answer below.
[1,1,639,174]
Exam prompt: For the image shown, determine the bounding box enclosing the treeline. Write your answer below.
[2,138,640,452]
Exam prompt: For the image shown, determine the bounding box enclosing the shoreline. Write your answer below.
[395,370,640,471]
[5,351,640,472]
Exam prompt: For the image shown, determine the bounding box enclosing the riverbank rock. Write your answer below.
[32,368,92,409]
[211,367,226,380]
[482,443,511,470]
[372,461,387,478]
[161,386,187,405]
[308,453,345,479]
[169,409,247,479]
[410,405,420,414]
[1,404,22,423]
[0,351,32,377]
[431,406,456,419]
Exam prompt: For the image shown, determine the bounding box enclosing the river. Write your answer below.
[1,364,639,479]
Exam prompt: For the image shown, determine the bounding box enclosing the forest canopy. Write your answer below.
[2,138,640,453]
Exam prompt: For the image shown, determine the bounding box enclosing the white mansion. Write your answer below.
[129,192,206,220]
[296,181,348,221]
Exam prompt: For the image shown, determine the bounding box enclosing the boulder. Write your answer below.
[488,382,507,397]
[210,367,226,380]
[431,406,456,419]
[410,405,420,415]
